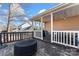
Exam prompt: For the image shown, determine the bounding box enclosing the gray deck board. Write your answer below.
[0,39,79,56]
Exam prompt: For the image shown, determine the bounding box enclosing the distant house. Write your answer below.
[14,20,33,32]
[0,23,7,32]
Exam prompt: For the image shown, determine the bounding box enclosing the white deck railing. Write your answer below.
[34,30,43,40]
[51,31,79,48]
[33,30,79,48]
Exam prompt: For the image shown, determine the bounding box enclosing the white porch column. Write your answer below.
[41,17,43,40]
[51,12,53,43]
[32,20,34,30]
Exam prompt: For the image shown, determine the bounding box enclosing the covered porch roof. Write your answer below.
[31,3,77,22]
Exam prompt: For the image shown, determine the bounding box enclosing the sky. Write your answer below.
[0,3,58,28]
[20,3,58,18]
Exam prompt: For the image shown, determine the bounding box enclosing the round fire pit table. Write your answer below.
[14,39,37,56]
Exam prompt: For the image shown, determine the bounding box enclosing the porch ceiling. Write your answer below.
[33,14,51,23]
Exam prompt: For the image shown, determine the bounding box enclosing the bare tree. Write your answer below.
[7,3,11,32]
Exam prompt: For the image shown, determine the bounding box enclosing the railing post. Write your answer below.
[6,33,8,43]
[0,34,2,45]
[32,31,34,39]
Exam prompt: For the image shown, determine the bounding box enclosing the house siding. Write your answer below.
[45,21,51,32]
[53,15,79,31]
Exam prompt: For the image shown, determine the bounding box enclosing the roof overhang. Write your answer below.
[31,3,74,21]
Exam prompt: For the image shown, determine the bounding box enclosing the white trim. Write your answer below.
[52,41,79,49]
[53,31,79,32]
[53,4,79,13]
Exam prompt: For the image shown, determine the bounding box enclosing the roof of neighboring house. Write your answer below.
[24,26,32,30]
[31,3,74,20]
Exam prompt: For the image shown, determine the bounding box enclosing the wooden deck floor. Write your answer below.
[0,39,79,56]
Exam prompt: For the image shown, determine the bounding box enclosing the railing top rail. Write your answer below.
[53,31,79,32]
[0,31,33,34]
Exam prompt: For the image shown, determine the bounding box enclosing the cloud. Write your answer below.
[17,7,25,15]
[0,4,2,8]
[24,17,29,20]
[38,9,46,14]
[3,9,8,13]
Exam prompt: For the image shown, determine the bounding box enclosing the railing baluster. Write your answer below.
[64,32,66,44]
[7,33,8,43]
[4,33,5,43]
[0,33,2,45]
[75,33,78,46]
[11,33,13,41]
[54,32,56,42]
[27,32,29,38]
[63,32,65,44]
[19,33,20,40]
[10,33,11,42]
[21,33,23,39]
[62,32,63,43]
[52,32,54,42]
[56,32,57,42]
[71,33,73,45]
[21,33,22,39]
[13,33,14,41]
[22,33,24,39]
[70,32,71,45]
[59,32,60,42]
[8,33,10,42]
[18,33,19,40]
[57,32,58,42]
[73,33,76,46]
[23,33,24,39]
[68,32,70,44]
[58,32,59,43]
[15,33,17,41]
[14,33,15,41]
[61,32,62,43]
[66,32,68,44]
[20,33,22,40]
